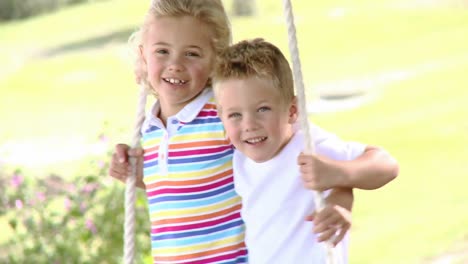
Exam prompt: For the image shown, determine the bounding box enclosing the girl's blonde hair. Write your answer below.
[129,0,231,95]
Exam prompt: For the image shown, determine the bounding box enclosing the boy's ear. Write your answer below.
[288,96,299,124]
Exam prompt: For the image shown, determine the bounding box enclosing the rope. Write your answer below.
[124,85,148,264]
[281,0,337,263]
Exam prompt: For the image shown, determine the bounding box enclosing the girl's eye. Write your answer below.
[258,106,271,112]
[228,112,241,119]
[156,49,168,55]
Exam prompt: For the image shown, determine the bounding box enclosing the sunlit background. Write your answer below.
[1,0,467,263]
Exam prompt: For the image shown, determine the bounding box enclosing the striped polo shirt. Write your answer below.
[141,89,247,264]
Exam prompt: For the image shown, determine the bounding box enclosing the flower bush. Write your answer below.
[0,161,151,263]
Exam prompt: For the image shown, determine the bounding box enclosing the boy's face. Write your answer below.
[217,77,297,163]
[141,16,215,117]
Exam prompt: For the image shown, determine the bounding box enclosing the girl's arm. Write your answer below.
[310,188,353,245]
[109,144,146,190]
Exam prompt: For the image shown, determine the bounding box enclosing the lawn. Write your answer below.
[313,65,468,263]
[1,0,467,263]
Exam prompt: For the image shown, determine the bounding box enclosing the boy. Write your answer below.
[212,38,399,263]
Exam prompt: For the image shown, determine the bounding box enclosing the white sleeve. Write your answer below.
[308,122,366,161]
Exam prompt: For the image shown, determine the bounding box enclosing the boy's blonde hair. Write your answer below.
[129,0,231,95]
[213,38,295,105]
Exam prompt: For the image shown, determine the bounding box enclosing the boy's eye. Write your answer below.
[258,106,271,112]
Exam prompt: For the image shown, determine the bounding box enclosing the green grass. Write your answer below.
[1,0,468,263]
[231,8,468,86]
[312,65,468,263]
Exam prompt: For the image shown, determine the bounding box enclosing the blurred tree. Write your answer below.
[0,0,91,21]
[232,0,256,16]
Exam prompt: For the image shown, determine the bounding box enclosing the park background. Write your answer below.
[0,0,467,263]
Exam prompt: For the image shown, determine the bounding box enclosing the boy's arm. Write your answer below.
[338,145,399,190]
[298,145,399,191]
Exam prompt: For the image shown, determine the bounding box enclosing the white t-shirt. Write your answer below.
[233,124,366,264]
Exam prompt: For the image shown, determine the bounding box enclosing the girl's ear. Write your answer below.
[288,96,299,124]
[135,45,148,85]
[139,45,147,65]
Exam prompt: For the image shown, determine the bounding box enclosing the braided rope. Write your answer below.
[124,85,148,264]
[281,0,337,263]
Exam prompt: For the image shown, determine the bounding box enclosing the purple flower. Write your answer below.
[82,183,98,194]
[64,197,71,211]
[66,183,76,193]
[36,192,46,202]
[15,199,23,209]
[80,202,87,213]
[97,160,105,169]
[10,173,23,188]
[85,219,97,234]
[98,134,108,143]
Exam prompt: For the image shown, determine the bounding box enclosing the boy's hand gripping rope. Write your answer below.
[124,86,148,264]
[281,0,338,263]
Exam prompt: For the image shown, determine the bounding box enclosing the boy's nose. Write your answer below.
[243,116,259,132]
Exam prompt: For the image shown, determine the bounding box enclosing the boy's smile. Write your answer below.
[216,77,298,163]
[245,136,267,144]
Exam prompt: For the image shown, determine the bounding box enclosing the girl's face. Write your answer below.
[216,77,297,163]
[141,16,215,119]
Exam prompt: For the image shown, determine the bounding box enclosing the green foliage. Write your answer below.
[231,0,256,17]
[0,0,92,21]
[0,165,151,263]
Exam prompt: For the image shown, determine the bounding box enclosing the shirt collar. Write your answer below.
[176,88,213,123]
[142,88,214,131]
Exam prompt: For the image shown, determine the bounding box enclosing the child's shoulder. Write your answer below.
[201,88,219,111]
[179,88,218,117]
[206,97,218,109]
[173,89,224,128]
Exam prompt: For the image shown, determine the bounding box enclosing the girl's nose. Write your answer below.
[168,56,184,72]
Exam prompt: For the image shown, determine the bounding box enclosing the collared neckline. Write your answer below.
[175,88,213,123]
[142,88,214,131]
